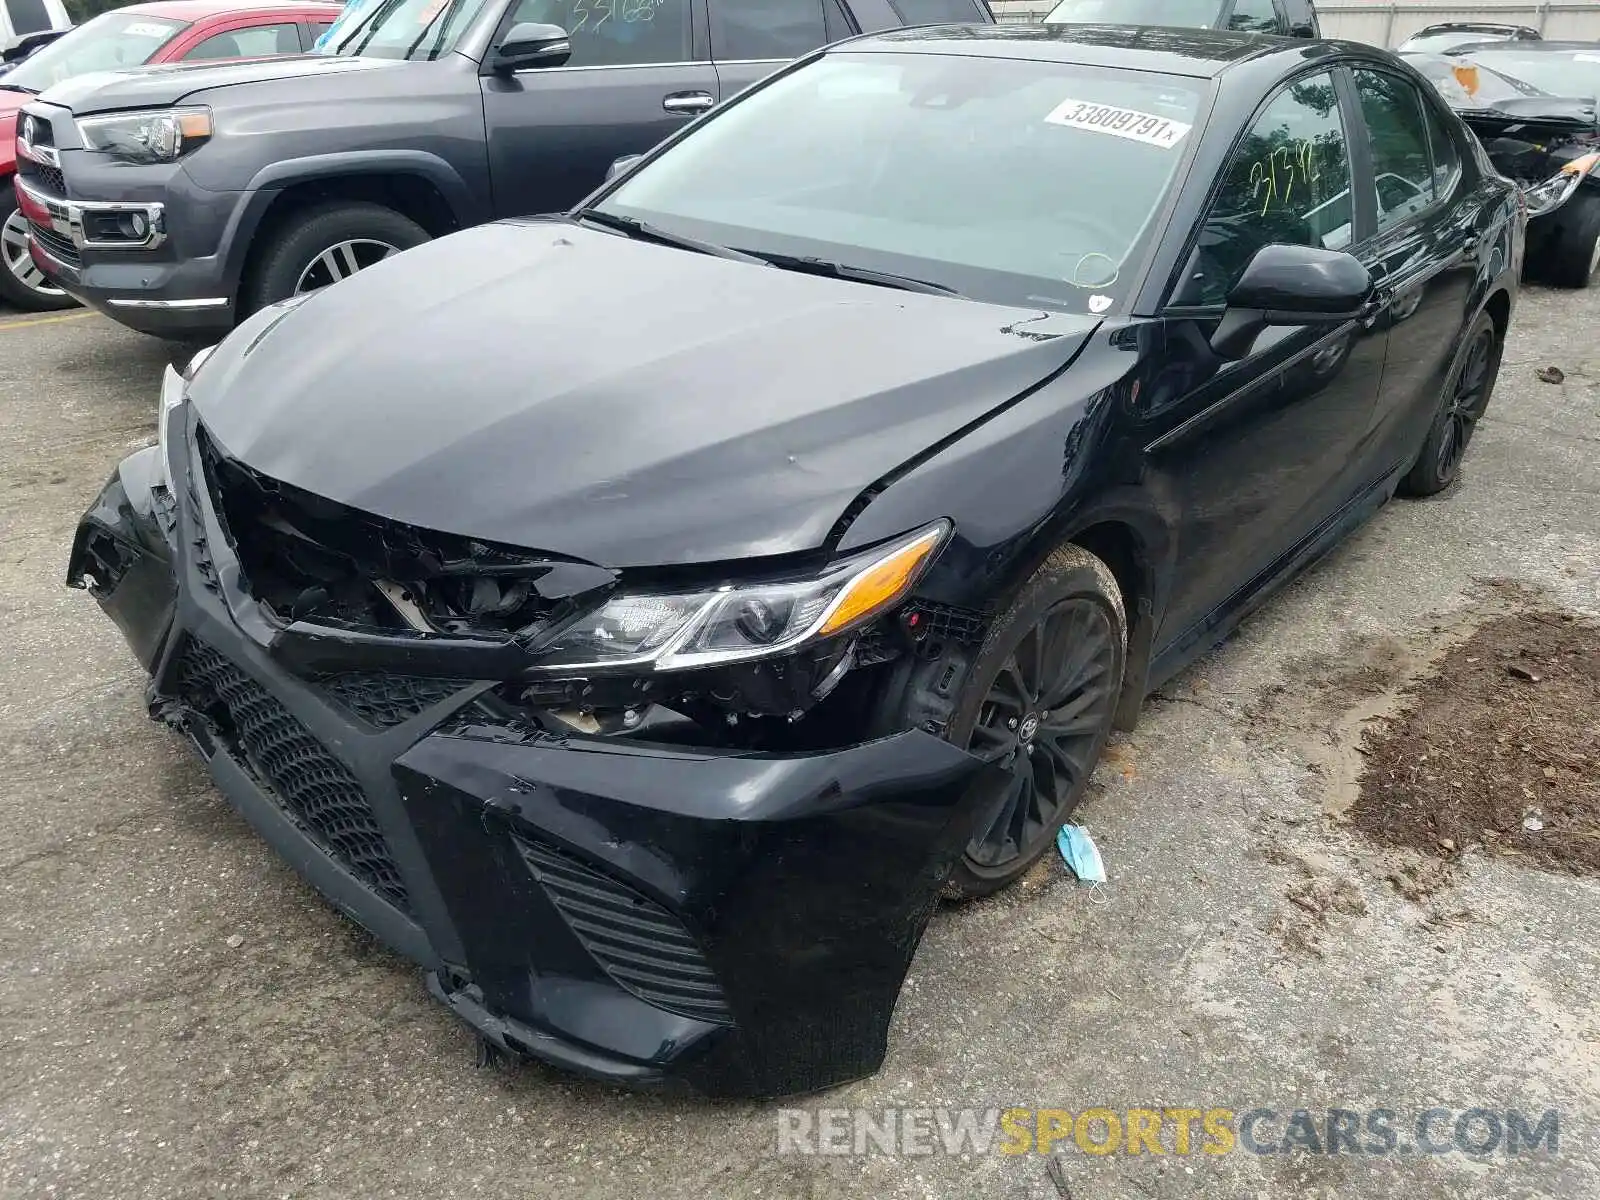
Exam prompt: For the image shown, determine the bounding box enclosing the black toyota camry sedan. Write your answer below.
[69,25,1521,1097]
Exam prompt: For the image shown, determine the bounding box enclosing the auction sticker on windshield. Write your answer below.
[1044,99,1192,148]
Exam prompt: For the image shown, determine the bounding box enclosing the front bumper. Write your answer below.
[66,393,994,1097]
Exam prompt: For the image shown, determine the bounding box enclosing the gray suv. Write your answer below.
[16,0,993,338]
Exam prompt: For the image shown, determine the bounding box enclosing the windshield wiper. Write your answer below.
[574,210,765,264]
[0,82,37,94]
[741,250,960,296]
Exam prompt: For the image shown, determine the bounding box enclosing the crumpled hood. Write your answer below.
[192,220,1098,568]
[39,54,392,115]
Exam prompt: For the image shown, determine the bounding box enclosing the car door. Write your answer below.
[480,0,719,217]
[1346,64,1482,472]
[708,0,855,103]
[1146,68,1391,649]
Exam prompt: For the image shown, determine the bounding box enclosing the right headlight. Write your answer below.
[528,521,950,673]
[76,106,211,164]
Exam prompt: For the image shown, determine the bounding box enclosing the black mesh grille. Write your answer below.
[909,600,988,646]
[27,163,66,195]
[320,674,473,728]
[516,837,732,1026]
[26,219,78,268]
[174,640,412,915]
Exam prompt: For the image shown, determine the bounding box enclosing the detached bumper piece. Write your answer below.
[66,423,995,1098]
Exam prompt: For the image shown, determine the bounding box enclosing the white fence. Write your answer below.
[987,1,1600,46]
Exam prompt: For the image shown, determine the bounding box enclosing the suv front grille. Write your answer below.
[24,162,66,196]
[174,639,413,916]
[516,836,732,1026]
[26,219,77,268]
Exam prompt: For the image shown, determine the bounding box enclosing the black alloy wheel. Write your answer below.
[944,545,1127,899]
[1399,312,1501,497]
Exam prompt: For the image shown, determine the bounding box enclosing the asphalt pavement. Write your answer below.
[0,290,1597,1200]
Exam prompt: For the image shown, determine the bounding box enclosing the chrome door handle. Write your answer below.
[663,91,714,115]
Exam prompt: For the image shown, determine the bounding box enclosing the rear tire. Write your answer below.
[1398,311,1500,497]
[243,201,429,315]
[938,545,1127,900]
[0,190,76,311]
[1540,193,1600,290]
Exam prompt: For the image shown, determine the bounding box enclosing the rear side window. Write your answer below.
[1175,70,1354,306]
[507,0,693,66]
[1353,68,1438,231]
[710,0,826,60]
[1226,0,1278,33]
[887,0,986,22]
[1421,95,1462,198]
[183,23,304,60]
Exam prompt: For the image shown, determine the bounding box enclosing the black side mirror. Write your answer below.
[1211,243,1373,359]
[489,22,572,74]
[605,154,643,182]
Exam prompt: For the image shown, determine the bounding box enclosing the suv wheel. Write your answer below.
[245,201,429,313]
[0,191,76,311]
[1543,194,1600,290]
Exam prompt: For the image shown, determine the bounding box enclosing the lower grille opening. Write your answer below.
[516,836,732,1026]
[319,673,475,729]
[27,219,78,268]
[173,639,413,916]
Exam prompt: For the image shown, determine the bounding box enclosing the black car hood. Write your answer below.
[191,220,1098,569]
[39,55,394,115]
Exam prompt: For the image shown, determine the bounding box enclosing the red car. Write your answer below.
[2,0,340,310]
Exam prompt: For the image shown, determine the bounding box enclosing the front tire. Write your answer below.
[1398,311,1500,497]
[243,201,429,315]
[1540,193,1600,290]
[941,545,1127,899]
[0,191,76,311]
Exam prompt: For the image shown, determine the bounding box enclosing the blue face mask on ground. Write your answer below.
[1056,824,1106,884]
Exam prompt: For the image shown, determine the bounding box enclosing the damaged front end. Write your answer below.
[65,365,1003,1097]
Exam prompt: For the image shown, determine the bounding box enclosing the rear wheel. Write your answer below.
[1398,311,1500,497]
[243,201,429,314]
[0,191,76,311]
[1541,193,1600,290]
[941,546,1126,899]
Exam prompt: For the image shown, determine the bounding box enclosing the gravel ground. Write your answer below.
[1,289,1597,1200]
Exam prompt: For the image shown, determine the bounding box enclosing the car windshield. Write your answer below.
[1455,48,1600,102]
[1403,52,1551,106]
[4,13,185,91]
[594,51,1207,314]
[1044,0,1220,29]
[315,0,487,61]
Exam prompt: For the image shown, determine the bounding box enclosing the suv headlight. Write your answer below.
[529,521,949,673]
[76,107,212,163]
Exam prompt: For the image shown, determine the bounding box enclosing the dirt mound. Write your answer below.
[1352,611,1600,875]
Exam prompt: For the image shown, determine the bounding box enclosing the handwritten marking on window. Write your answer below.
[1248,138,1325,217]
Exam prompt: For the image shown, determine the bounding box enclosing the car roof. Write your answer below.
[841,24,1308,80]
[1409,22,1539,35]
[118,0,340,17]
[1446,39,1600,56]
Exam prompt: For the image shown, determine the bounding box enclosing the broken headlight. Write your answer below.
[528,521,948,673]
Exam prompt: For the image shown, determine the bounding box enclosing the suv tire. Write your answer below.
[1543,193,1600,290]
[244,201,429,313]
[0,190,76,312]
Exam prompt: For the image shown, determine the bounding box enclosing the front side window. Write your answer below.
[183,23,304,60]
[1353,68,1436,231]
[711,0,825,62]
[1175,70,1352,306]
[599,51,1206,313]
[506,0,692,66]
[5,13,185,90]
[1044,0,1223,29]
[1226,0,1278,33]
